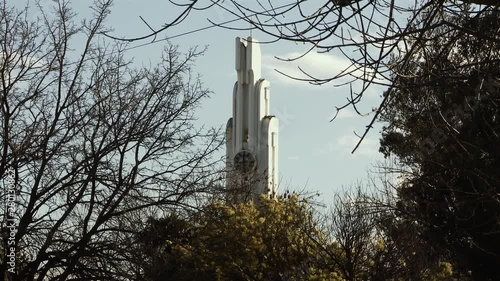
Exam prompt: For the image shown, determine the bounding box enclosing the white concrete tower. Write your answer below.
[226,37,279,202]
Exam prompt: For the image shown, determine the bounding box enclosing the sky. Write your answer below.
[32,0,389,202]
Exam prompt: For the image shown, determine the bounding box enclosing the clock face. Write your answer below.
[233,150,256,173]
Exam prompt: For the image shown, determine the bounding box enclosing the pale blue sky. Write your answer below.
[35,0,388,201]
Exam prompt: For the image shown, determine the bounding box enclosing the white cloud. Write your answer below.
[331,134,379,157]
[262,51,351,88]
[262,50,385,90]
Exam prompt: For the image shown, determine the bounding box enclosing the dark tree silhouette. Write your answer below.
[379,7,500,280]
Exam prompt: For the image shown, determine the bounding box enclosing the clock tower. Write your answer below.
[226,37,279,202]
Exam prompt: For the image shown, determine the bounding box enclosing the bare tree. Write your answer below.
[0,1,221,280]
[311,182,458,281]
[321,188,376,280]
[118,0,498,152]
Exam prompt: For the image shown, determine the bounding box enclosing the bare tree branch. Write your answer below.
[0,1,222,280]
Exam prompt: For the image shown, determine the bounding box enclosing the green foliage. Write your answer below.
[189,195,326,281]
[136,195,329,281]
[137,192,471,281]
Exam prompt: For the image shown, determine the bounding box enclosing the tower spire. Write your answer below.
[226,37,279,202]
